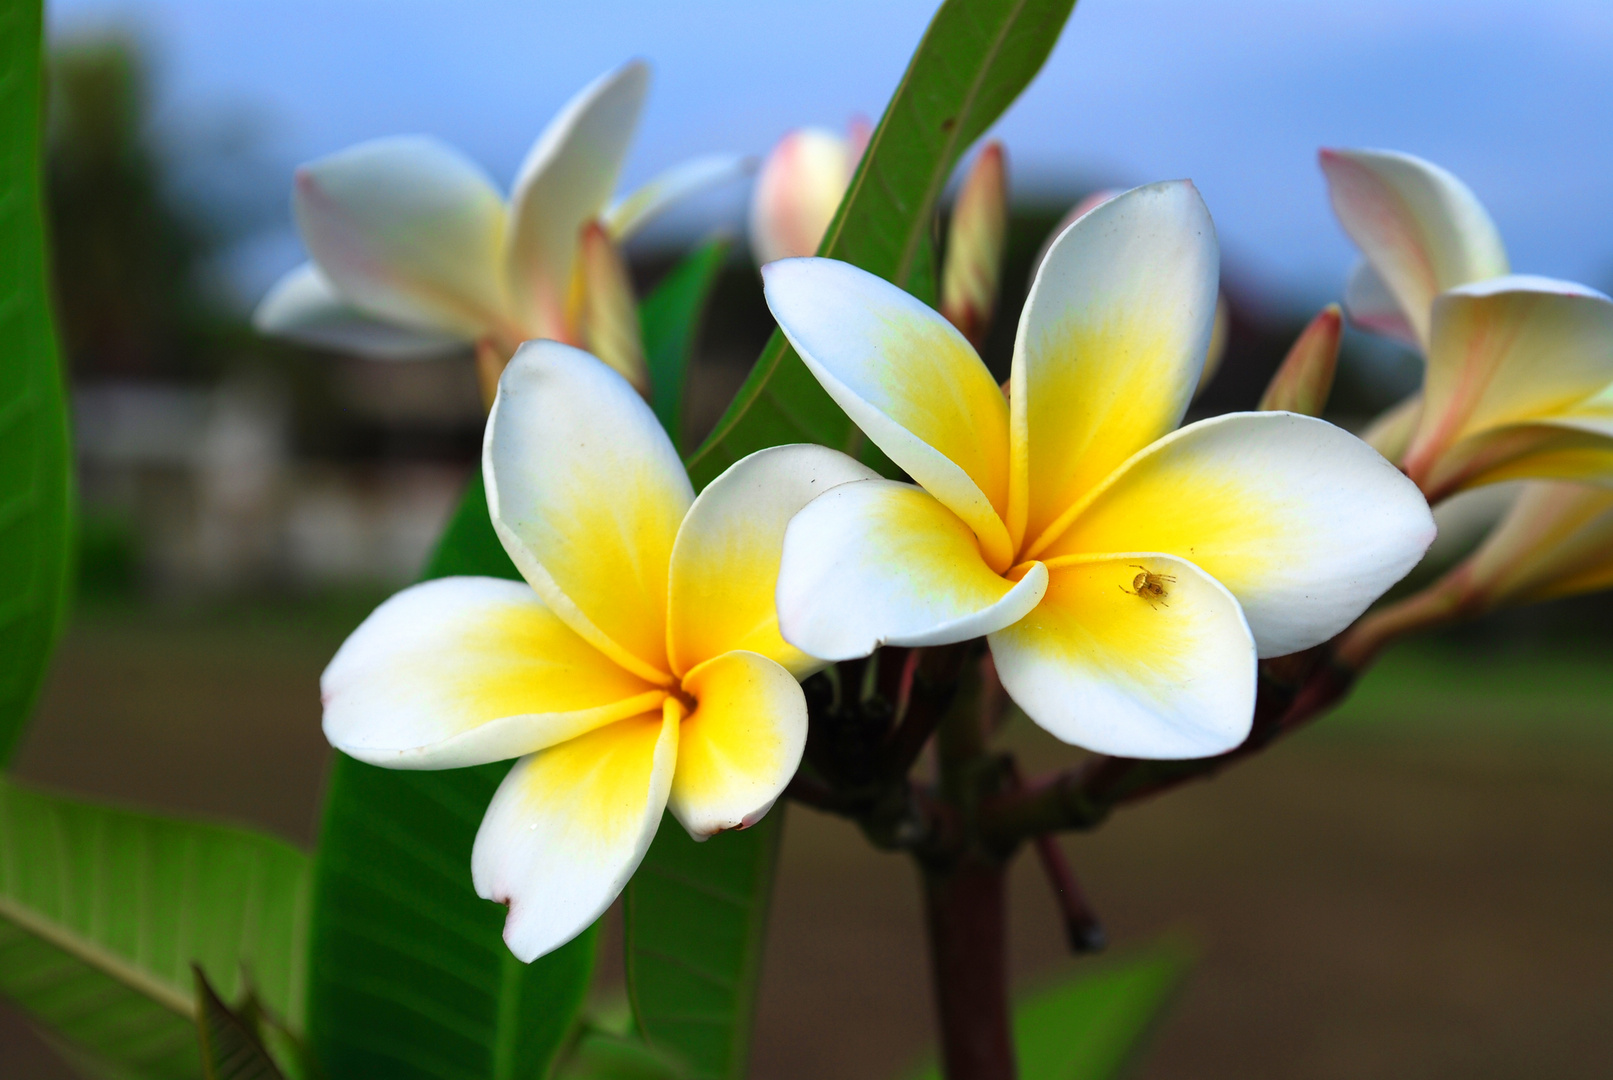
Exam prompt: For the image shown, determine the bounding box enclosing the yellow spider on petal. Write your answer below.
[320,341,872,961]
[764,181,1436,760]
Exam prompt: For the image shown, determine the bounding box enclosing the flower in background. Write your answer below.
[321,341,872,961]
[254,61,747,394]
[1323,149,1613,502]
[764,181,1434,760]
[748,120,869,265]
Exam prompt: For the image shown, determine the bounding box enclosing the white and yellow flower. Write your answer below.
[255,61,747,389]
[1321,149,1613,499]
[764,181,1435,759]
[320,341,871,961]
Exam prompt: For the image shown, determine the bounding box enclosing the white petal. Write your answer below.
[322,577,661,768]
[990,554,1256,758]
[762,256,1014,569]
[1319,148,1509,347]
[506,61,649,340]
[605,153,754,241]
[293,135,509,338]
[775,479,1047,661]
[1043,412,1436,657]
[1011,180,1220,551]
[1343,260,1420,350]
[485,340,691,682]
[668,444,878,679]
[473,704,678,962]
[253,263,470,360]
[669,650,807,838]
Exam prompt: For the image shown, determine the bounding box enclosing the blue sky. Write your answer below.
[48,0,1613,308]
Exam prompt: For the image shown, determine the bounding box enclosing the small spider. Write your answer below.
[1119,564,1175,608]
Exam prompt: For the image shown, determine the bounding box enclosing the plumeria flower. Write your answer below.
[320,341,873,961]
[255,60,747,391]
[748,121,869,265]
[763,181,1434,759]
[1322,149,1613,499]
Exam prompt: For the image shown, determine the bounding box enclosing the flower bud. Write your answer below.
[1258,304,1341,416]
[940,142,1009,348]
[749,127,857,265]
[578,221,648,394]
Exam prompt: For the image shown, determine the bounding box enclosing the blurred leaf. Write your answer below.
[624,811,783,1080]
[0,0,73,764]
[683,0,1078,487]
[640,236,731,451]
[555,1029,690,1080]
[194,966,287,1080]
[0,778,310,1080]
[908,940,1192,1080]
[304,479,598,1080]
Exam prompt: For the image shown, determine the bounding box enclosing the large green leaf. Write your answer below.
[624,812,782,1080]
[683,0,1079,488]
[0,778,310,1080]
[909,941,1191,1080]
[0,0,72,764]
[641,237,730,452]
[304,478,598,1080]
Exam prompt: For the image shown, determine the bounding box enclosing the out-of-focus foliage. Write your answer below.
[909,941,1191,1080]
[46,36,240,382]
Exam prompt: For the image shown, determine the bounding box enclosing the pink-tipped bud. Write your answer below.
[578,221,648,395]
[940,142,1009,348]
[1258,304,1342,415]
[749,127,857,265]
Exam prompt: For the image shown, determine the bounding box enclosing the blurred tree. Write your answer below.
[46,35,231,382]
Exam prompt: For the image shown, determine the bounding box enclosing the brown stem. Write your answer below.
[921,856,1016,1080]
[1031,833,1105,954]
[916,659,1019,1080]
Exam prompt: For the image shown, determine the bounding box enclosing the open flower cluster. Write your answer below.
[279,68,1613,963]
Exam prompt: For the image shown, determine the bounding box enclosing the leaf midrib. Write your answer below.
[0,893,193,1017]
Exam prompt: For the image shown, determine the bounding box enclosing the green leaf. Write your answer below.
[640,237,731,452]
[304,477,598,1080]
[624,810,783,1080]
[0,0,73,764]
[908,940,1192,1080]
[0,778,310,1080]
[555,1029,690,1080]
[194,966,288,1080]
[682,0,1079,488]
